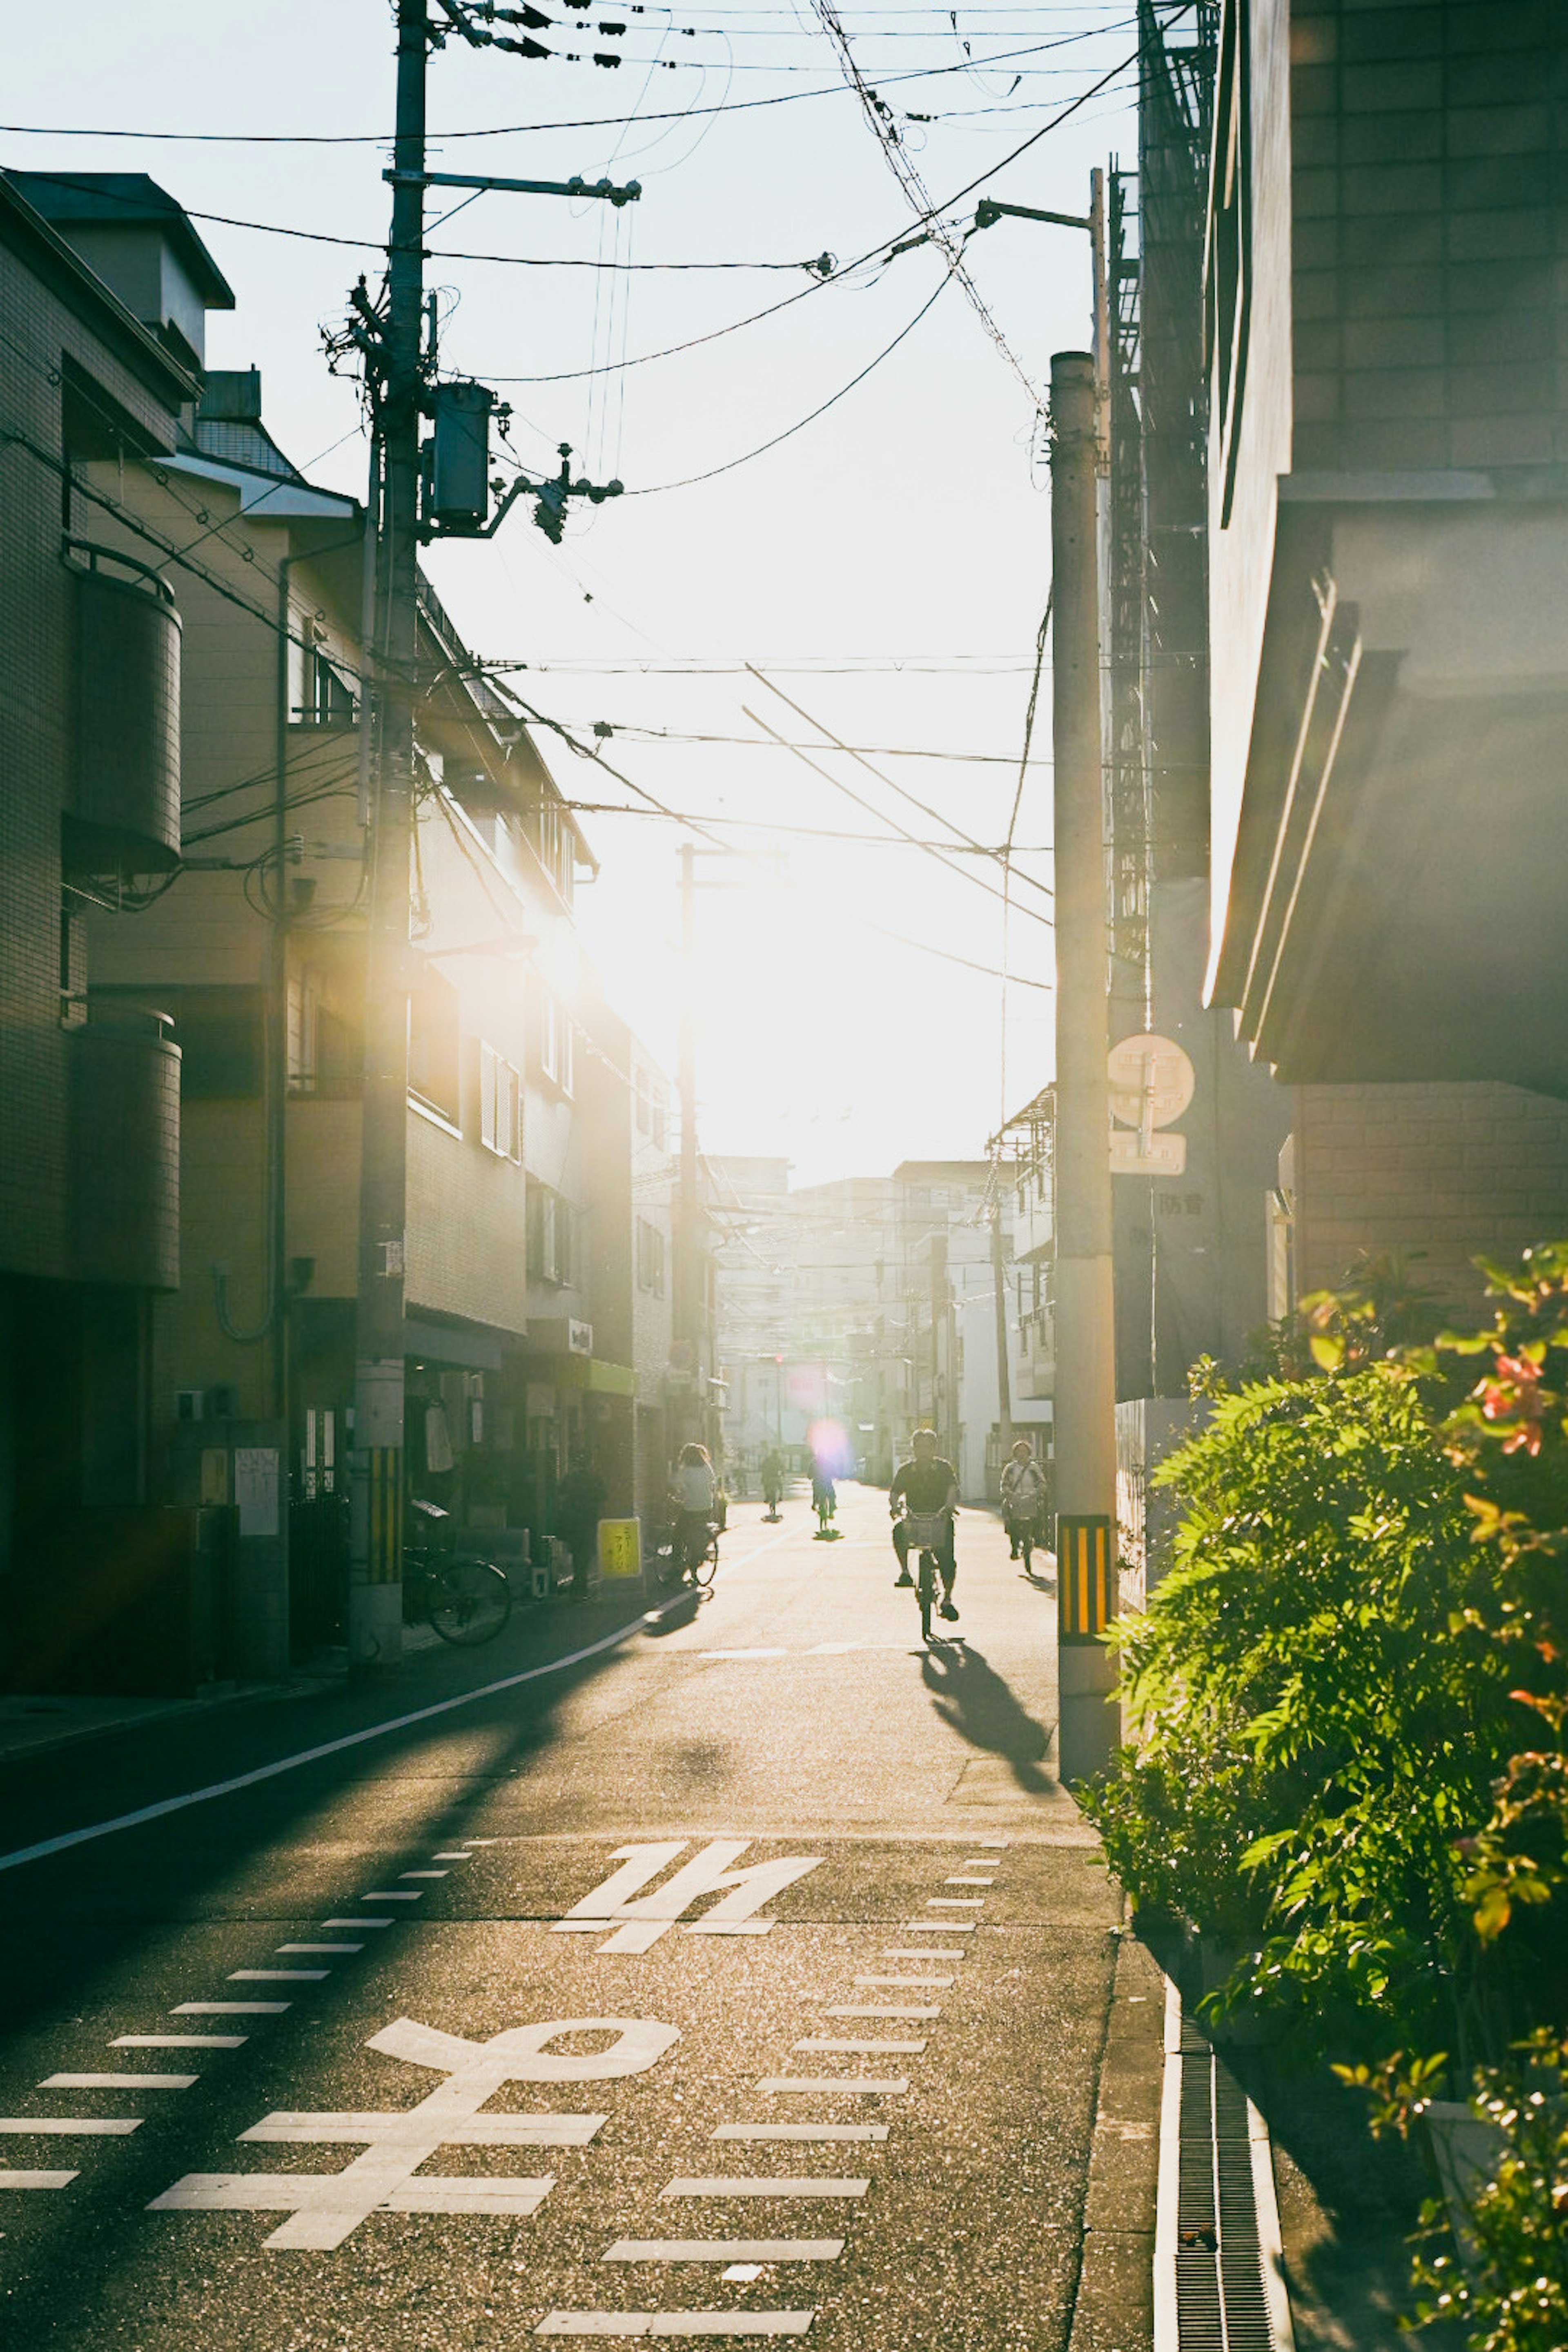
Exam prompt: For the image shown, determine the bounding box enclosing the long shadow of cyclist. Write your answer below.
[920,1640,1053,1793]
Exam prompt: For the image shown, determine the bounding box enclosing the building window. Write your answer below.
[479,1041,523,1162]
[409,964,461,1126]
[531,1188,575,1285]
[172,985,265,1098]
[538,989,574,1096]
[637,1216,666,1297]
[1207,0,1251,526]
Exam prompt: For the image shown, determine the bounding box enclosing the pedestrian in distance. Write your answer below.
[761,1448,785,1520]
[999,1435,1049,1571]
[889,1427,960,1621]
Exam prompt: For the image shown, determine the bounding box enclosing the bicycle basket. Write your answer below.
[902,1510,947,1547]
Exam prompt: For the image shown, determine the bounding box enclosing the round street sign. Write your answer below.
[1107,1033,1196,1129]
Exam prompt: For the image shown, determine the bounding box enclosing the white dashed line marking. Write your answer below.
[0,2170,78,2189]
[712,2126,888,2144]
[114,2036,247,2049]
[823,2007,938,2021]
[39,2074,196,2091]
[536,2316,815,2339]
[227,1970,329,1982]
[924,1899,983,1909]
[276,1944,363,1955]
[899,1919,974,1932]
[431,1853,472,1861]
[697,1650,787,1662]
[361,1891,422,1901]
[173,2002,289,2015]
[399,1871,448,1880]
[754,2078,906,2097]
[853,1975,951,1989]
[324,1918,393,1929]
[943,1877,993,1887]
[662,2178,868,2200]
[793,2038,924,2056]
[881,1947,967,1962]
[603,2241,842,2263]
[0,2118,142,2135]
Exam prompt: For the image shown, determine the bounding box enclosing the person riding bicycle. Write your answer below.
[761,1448,785,1516]
[999,1435,1048,1563]
[669,1441,717,1579]
[811,1458,837,1536]
[889,1428,960,1621]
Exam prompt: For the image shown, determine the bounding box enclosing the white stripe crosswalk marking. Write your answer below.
[754,2078,906,2096]
[0,2170,78,2189]
[39,2074,196,2091]
[113,2036,247,2049]
[0,2118,141,2134]
[662,2179,868,2199]
[713,2126,888,2143]
[792,2038,925,2055]
[173,2002,289,2015]
[535,2317,815,2339]
[602,2242,843,2263]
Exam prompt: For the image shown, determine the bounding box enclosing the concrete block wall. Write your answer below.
[1294,1079,1568,1315]
[1290,0,1568,473]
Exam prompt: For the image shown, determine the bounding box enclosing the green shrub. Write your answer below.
[1081,1362,1517,2067]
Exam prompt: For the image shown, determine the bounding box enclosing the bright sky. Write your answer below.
[9,2,1140,1186]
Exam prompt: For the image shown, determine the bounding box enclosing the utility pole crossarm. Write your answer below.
[385,169,641,205]
[974,198,1093,233]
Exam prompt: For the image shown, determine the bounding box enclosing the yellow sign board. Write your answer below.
[597,1518,643,1579]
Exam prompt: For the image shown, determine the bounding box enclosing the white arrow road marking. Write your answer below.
[603,2242,843,2263]
[0,2171,78,2190]
[662,2179,868,2200]
[537,2318,815,2339]
[40,2074,196,2091]
[148,2014,678,2251]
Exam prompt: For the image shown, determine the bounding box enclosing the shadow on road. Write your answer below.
[919,1640,1053,1793]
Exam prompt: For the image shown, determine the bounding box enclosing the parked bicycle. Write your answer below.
[403,1498,513,1646]
[900,1509,949,1644]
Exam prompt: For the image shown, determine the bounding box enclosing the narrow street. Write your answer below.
[0,1488,1149,2350]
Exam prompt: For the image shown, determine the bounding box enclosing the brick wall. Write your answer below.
[1294,1079,1568,1313]
[1290,0,1568,474]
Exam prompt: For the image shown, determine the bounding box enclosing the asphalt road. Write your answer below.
[0,1482,1139,2350]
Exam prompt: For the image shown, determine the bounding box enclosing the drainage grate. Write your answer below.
[1156,1988,1295,2352]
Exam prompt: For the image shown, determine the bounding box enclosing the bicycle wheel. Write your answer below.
[693,1536,718,1590]
[427,1558,512,1646]
[918,1553,935,1642]
[1019,1526,1033,1573]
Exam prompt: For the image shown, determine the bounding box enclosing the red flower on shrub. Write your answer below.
[1479,1354,1546,1455]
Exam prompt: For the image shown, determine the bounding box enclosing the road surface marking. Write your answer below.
[0,2170,78,2189]
[882,1947,967,1961]
[823,2006,938,2020]
[400,1870,448,1880]
[0,1548,800,1880]
[662,2178,868,2200]
[603,2242,843,2263]
[899,1919,974,1932]
[561,1840,823,1956]
[150,2013,675,2250]
[854,1975,951,1988]
[115,2035,247,2049]
[39,2074,195,2091]
[925,1898,983,1909]
[432,1853,472,1861]
[536,2316,814,2339]
[0,2118,142,2135]
[174,2002,289,2015]
[228,1969,329,1982]
[324,1918,392,1928]
[713,2125,888,2143]
[793,2038,924,2056]
[960,1858,1001,1867]
[943,1877,993,1887]
[363,1891,422,1901]
[697,1650,786,1662]
[754,2078,906,2096]
[277,1943,363,1955]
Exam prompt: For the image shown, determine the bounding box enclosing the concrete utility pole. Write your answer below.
[347,0,427,1673]
[676,843,702,1451]
[1049,348,1119,1780]
[990,1199,1014,1467]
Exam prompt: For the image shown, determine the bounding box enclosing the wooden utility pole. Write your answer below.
[990,1199,1014,1468]
[1049,348,1119,1779]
